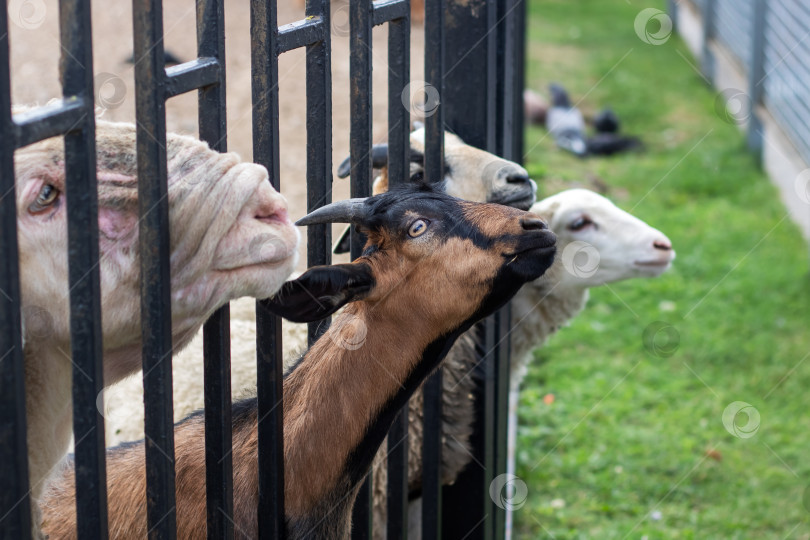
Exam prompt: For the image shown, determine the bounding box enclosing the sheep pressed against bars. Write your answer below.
[40,183,557,539]
[15,117,298,535]
[99,126,539,446]
[332,135,675,537]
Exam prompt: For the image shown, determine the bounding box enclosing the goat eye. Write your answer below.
[568,216,593,231]
[410,171,424,183]
[29,184,59,214]
[408,219,429,238]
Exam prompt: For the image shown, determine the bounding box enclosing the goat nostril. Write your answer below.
[506,172,531,184]
[521,217,548,231]
[654,240,672,251]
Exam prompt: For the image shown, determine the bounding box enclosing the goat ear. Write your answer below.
[264,263,374,322]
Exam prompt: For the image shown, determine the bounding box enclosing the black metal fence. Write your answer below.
[0,0,526,537]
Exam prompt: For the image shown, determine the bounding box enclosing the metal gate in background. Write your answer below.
[678,0,810,163]
[0,0,527,538]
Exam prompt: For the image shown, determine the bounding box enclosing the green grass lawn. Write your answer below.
[515,1,810,538]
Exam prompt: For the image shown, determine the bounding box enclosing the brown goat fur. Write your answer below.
[41,185,556,539]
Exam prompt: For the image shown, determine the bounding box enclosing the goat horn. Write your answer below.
[336,144,390,179]
[296,198,369,226]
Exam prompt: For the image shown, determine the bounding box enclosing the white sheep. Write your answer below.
[13,112,298,537]
[375,188,675,539]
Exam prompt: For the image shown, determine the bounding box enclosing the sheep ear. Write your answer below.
[332,225,352,254]
[336,145,390,179]
[264,263,374,322]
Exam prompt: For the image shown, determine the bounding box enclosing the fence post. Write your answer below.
[250,1,287,537]
[349,0,374,536]
[305,0,333,344]
[746,0,767,158]
[422,0,446,537]
[442,0,526,538]
[701,0,716,83]
[667,0,678,33]
[195,0,235,536]
[0,3,32,537]
[385,3,411,538]
[132,0,179,536]
[60,0,109,536]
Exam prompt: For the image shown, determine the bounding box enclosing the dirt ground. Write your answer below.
[9,0,426,272]
[9,0,426,440]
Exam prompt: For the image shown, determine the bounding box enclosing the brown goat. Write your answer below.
[15,114,298,536]
[41,183,556,539]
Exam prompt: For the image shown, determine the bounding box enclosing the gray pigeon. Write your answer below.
[546,83,587,157]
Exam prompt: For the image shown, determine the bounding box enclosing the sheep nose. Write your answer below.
[506,171,532,184]
[653,238,672,251]
[521,217,548,231]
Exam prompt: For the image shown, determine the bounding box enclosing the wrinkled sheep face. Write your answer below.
[409,129,537,210]
[535,189,675,288]
[13,120,298,352]
[161,132,299,328]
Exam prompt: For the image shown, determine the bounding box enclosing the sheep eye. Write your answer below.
[568,216,593,231]
[29,184,59,214]
[408,219,429,238]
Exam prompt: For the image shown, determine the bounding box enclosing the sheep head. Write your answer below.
[333,127,538,253]
[529,188,674,289]
[407,128,537,209]
[14,118,298,381]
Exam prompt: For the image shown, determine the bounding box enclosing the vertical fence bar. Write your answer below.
[349,0,374,537]
[306,0,333,344]
[508,2,527,536]
[0,4,32,537]
[513,0,526,161]
[667,0,678,33]
[386,5,411,539]
[422,0,445,537]
[492,309,511,538]
[348,0,373,257]
[132,0,177,536]
[195,0,233,536]
[701,0,717,81]
[60,0,109,537]
[746,0,767,155]
[250,0,286,537]
[441,0,498,536]
[492,1,520,536]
